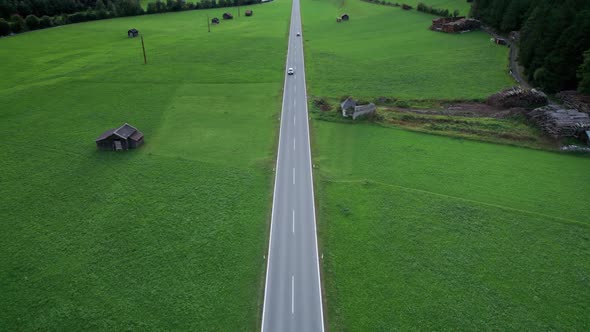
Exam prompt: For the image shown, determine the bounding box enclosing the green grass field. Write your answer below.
[301,1,589,329]
[301,0,512,100]
[313,121,590,330]
[0,2,289,330]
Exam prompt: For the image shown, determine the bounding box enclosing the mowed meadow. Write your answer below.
[302,0,512,100]
[0,2,290,330]
[301,0,590,330]
[314,122,590,330]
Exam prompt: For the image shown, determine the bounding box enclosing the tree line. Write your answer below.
[0,0,261,37]
[471,0,590,94]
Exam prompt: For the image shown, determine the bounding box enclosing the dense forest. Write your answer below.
[471,0,590,94]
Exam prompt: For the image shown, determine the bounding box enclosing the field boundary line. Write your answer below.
[328,179,588,226]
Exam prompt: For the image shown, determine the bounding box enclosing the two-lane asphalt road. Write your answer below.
[261,0,325,330]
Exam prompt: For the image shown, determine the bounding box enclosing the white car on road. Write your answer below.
[287,68,294,75]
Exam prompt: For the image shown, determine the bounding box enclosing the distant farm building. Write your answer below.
[341,97,377,120]
[127,28,139,38]
[212,17,220,24]
[245,9,253,16]
[493,37,508,45]
[223,13,233,20]
[430,17,480,33]
[96,123,144,151]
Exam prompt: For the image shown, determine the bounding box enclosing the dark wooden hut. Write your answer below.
[223,13,233,20]
[245,9,253,16]
[128,28,139,38]
[212,17,220,24]
[494,37,508,45]
[96,123,144,151]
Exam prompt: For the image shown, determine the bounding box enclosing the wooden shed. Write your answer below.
[128,28,139,38]
[494,37,508,45]
[223,13,233,20]
[96,123,144,151]
[212,17,220,24]
[245,9,253,16]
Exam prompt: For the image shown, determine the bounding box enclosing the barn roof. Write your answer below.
[341,97,356,110]
[96,123,140,141]
[354,103,376,113]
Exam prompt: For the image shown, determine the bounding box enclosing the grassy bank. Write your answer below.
[0,2,290,330]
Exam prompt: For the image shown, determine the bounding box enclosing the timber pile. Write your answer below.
[527,105,590,138]
[487,87,547,109]
[556,90,590,114]
[430,17,480,33]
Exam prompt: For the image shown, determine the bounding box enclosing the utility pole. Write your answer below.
[207,14,210,32]
[140,35,147,64]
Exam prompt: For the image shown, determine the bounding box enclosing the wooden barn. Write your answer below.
[341,97,376,120]
[212,17,220,24]
[96,123,144,151]
[245,9,253,16]
[223,13,233,20]
[494,37,508,45]
[128,28,139,38]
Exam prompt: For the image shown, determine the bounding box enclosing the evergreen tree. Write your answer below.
[24,14,39,30]
[578,49,590,94]
[0,17,10,35]
[10,14,24,32]
[39,15,52,28]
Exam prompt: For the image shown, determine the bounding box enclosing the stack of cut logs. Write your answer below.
[528,105,590,138]
[487,87,548,109]
[556,90,590,114]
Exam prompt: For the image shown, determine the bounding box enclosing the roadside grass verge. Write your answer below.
[0,2,290,330]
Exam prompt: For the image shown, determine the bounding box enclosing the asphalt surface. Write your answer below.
[260,0,325,330]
